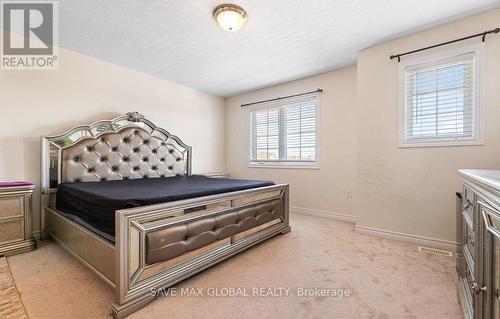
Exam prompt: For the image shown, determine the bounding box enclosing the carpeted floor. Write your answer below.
[7,213,461,319]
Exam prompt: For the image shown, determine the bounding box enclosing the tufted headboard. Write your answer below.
[41,112,192,194]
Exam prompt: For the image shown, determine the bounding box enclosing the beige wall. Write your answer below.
[226,66,358,216]
[0,46,226,234]
[226,9,500,245]
[355,9,500,242]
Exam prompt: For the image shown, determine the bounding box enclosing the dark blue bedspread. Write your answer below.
[56,175,274,238]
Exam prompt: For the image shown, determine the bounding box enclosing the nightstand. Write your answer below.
[0,182,36,256]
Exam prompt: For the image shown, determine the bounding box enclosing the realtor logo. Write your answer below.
[1,1,58,69]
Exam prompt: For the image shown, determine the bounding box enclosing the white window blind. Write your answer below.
[401,51,481,146]
[249,94,318,167]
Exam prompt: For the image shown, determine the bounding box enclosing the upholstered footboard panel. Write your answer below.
[146,200,282,264]
[113,184,289,319]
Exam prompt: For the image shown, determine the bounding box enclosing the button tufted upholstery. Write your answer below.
[62,127,187,182]
[146,200,282,265]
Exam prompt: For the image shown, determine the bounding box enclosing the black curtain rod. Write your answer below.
[241,89,323,107]
[390,27,500,62]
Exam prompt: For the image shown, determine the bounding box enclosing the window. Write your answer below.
[399,46,483,147]
[248,94,319,168]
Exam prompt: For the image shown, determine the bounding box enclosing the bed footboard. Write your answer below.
[112,184,290,318]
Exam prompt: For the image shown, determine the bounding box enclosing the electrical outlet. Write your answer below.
[346,191,352,199]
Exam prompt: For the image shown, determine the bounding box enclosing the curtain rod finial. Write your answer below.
[390,55,400,62]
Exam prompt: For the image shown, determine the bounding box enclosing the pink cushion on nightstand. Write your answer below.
[0,181,33,187]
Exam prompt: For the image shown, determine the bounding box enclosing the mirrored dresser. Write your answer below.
[458,170,500,319]
[0,182,36,256]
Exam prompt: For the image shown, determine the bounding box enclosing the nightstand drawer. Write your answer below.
[0,220,23,242]
[0,184,35,256]
[0,196,23,219]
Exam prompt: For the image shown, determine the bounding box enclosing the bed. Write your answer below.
[40,112,290,318]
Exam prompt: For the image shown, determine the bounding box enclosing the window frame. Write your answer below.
[247,93,320,169]
[398,44,485,148]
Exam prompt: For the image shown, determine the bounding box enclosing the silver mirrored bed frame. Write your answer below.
[40,112,290,318]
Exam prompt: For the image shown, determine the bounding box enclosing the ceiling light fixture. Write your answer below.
[213,4,247,32]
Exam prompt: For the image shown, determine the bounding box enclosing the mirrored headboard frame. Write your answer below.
[40,112,192,195]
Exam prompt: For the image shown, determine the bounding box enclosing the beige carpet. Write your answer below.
[7,214,461,319]
[0,257,28,319]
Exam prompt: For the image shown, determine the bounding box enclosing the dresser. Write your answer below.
[0,183,36,256]
[457,170,500,319]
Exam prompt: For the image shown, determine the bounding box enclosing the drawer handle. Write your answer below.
[470,281,487,294]
[465,234,474,246]
[464,200,472,210]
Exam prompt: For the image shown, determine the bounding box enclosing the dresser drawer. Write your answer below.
[464,221,475,258]
[464,264,476,309]
[0,220,24,242]
[464,243,475,275]
[462,186,475,228]
[463,185,475,203]
[0,196,23,219]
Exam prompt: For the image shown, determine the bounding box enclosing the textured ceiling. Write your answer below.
[59,0,500,97]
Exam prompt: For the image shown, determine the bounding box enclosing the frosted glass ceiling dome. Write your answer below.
[213,4,247,32]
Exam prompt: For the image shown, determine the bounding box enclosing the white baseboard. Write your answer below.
[290,206,356,223]
[355,225,459,252]
[289,206,458,252]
